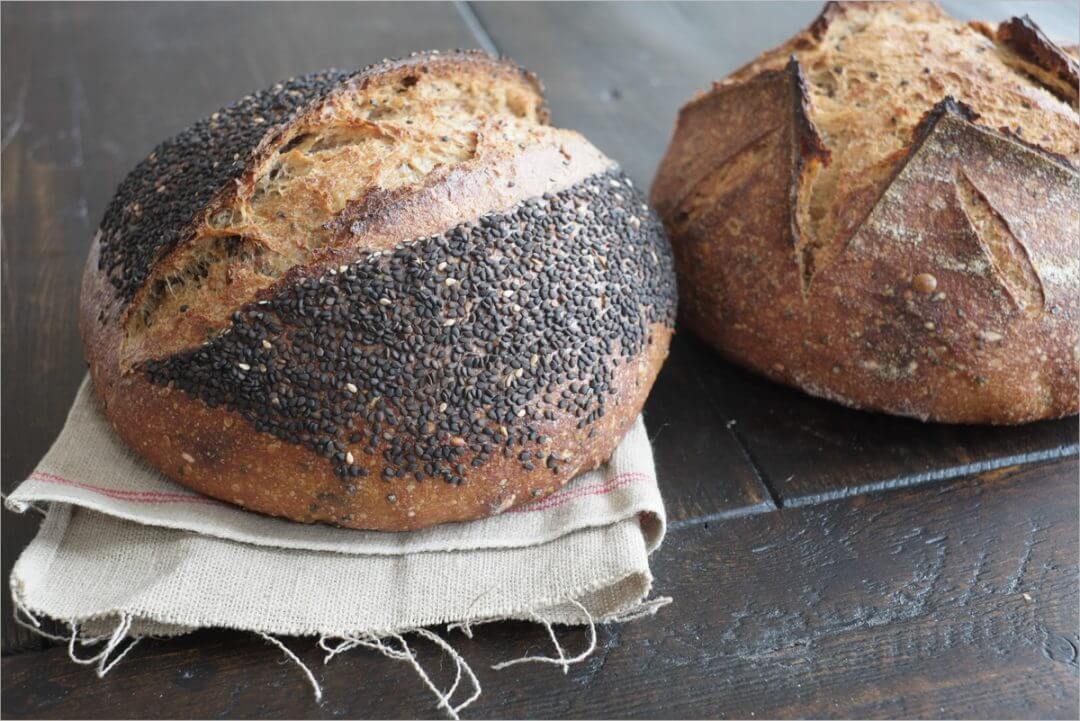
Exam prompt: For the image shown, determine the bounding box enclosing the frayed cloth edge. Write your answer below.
[12,592,670,719]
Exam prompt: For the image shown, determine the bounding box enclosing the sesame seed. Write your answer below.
[913,273,938,294]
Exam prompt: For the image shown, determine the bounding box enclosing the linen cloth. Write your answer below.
[6,376,668,710]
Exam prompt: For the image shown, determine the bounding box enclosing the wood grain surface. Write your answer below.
[3,459,1076,719]
[2,2,1077,718]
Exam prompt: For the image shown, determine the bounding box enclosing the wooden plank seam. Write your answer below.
[784,444,1080,507]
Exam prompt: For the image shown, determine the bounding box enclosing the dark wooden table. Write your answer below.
[3,2,1078,718]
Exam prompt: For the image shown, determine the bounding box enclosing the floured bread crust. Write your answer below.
[81,51,677,529]
[652,2,1079,424]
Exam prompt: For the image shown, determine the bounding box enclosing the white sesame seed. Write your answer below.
[261,339,272,349]
[379,297,392,306]
[346,452,354,464]
[345,382,358,394]
[181,452,195,464]
[237,362,250,371]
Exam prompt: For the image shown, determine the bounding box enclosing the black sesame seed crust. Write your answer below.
[97,69,348,305]
[143,169,676,487]
[94,50,542,308]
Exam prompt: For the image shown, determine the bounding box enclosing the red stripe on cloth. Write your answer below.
[27,472,222,506]
[509,472,651,513]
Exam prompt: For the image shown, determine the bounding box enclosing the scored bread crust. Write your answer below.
[652,2,1079,424]
[81,51,677,530]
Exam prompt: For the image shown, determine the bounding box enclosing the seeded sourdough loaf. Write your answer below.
[81,51,677,530]
[652,2,1079,424]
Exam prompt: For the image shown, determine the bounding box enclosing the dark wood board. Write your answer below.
[4,458,1076,719]
[645,333,775,522]
[657,334,1078,507]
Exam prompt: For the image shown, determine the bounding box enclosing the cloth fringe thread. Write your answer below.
[11,595,671,718]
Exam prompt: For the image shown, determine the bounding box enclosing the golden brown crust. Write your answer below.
[83,52,677,530]
[120,127,610,370]
[995,15,1080,106]
[652,3,1079,424]
[118,53,557,368]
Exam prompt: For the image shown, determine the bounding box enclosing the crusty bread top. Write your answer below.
[94,51,612,370]
[99,53,536,306]
[715,2,1079,287]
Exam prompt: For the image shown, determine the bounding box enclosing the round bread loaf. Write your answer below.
[81,50,677,530]
[652,2,1079,424]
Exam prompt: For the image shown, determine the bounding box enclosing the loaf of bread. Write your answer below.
[81,51,677,530]
[652,2,1079,424]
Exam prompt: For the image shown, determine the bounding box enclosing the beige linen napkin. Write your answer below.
[6,376,668,716]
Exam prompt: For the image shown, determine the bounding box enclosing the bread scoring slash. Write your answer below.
[652,2,1079,424]
[81,51,677,530]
